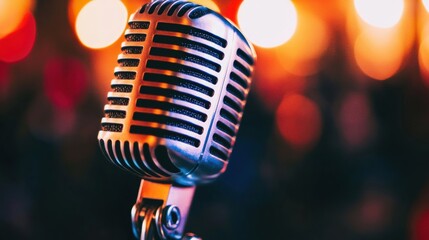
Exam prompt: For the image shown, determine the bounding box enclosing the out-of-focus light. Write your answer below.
[222,0,241,22]
[27,96,78,139]
[423,0,429,12]
[253,48,308,111]
[348,191,393,233]
[68,0,89,26]
[338,93,373,149]
[276,9,330,76]
[0,0,34,39]
[354,29,403,80]
[189,0,220,12]
[0,62,10,102]
[44,57,88,109]
[354,0,404,28]
[75,0,128,49]
[0,12,36,63]
[237,0,298,48]
[412,209,429,240]
[419,35,429,85]
[276,94,321,150]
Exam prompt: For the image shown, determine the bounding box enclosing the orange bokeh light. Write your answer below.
[75,0,128,49]
[68,0,89,26]
[419,34,429,86]
[276,8,330,76]
[423,0,429,12]
[276,94,322,150]
[253,47,308,111]
[237,0,298,48]
[354,28,404,80]
[0,12,36,63]
[0,0,34,39]
[348,0,413,81]
[354,0,404,28]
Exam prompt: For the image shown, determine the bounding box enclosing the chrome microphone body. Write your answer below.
[97,1,255,239]
[98,0,255,186]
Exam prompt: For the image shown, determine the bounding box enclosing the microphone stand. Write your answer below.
[131,180,202,240]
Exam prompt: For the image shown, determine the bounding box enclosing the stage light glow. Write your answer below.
[276,94,321,150]
[44,57,87,109]
[237,0,297,48]
[68,0,89,26]
[0,62,10,101]
[276,10,330,76]
[75,0,128,49]
[0,0,34,39]
[412,209,429,240]
[0,12,36,63]
[354,30,403,80]
[423,0,429,12]
[189,0,220,12]
[354,0,404,28]
[252,48,308,111]
[338,93,373,148]
[419,35,429,85]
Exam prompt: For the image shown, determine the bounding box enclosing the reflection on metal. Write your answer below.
[131,180,197,240]
[97,0,256,239]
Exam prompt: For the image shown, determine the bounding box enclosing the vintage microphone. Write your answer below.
[97,0,256,239]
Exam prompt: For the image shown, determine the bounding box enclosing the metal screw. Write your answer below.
[162,205,181,230]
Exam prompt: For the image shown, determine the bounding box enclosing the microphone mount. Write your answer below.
[97,1,256,239]
[131,180,201,240]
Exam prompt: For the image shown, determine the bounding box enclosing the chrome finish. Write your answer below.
[131,180,196,240]
[162,205,181,230]
[98,0,256,186]
[98,1,256,239]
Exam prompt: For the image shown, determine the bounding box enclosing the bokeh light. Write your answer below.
[412,209,429,240]
[423,0,429,12]
[253,47,308,111]
[44,57,88,109]
[0,62,10,102]
[237,0,298,48]
[354,0,404,28]
[189,0,220,12]
[354,29,404,80]
[0,0,34,39]
[68,0,89,26]
[338,92,373,149]
[276,94,322,150]
[276,8,330,76]
[419,34,429,85]
[0,12,36,63]
[75,0,128,49]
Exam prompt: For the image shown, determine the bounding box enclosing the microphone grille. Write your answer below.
[138,0,211,19]
[207,48,254,161]
[98,0,256,184]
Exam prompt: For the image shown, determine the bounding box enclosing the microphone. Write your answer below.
[97,0,255,239]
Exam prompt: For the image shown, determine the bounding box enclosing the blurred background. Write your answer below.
[1,0,429,239]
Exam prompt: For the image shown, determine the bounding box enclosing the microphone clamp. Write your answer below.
[131,180,200,240]
[97,0,256,239]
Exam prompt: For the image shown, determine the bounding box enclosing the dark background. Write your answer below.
[1,0,429,239]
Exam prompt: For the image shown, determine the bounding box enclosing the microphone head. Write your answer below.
[98,0,256,186]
